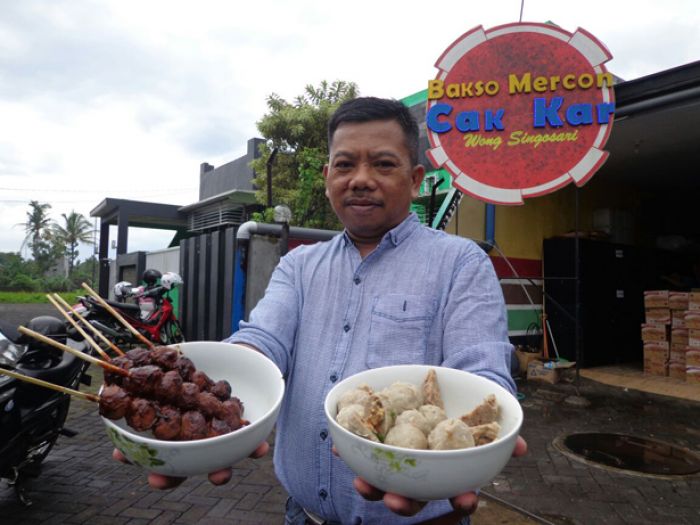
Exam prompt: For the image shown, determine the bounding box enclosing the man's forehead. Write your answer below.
[329,119,408,153]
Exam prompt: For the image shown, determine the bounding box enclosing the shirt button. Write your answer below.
[319,489,328,500]
[330,373,338,383]
[320,430,328,440]
[354,518,362,525]
[354,276,361,285]
[343,324,351,332]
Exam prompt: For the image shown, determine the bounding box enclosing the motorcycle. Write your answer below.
[71,271,185,347]
[0,315,93,505]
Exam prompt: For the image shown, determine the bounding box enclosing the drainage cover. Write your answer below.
[555,433,700,477]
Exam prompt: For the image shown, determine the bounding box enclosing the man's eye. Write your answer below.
[376,160,397,169]
[334,161,353,170]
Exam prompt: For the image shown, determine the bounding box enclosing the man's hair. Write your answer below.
[328,97,420,166]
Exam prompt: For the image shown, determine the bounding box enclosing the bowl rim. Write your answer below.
[324,364,523,457]
[102,342,285,446]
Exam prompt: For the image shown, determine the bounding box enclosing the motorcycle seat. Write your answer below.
[17,346,82,387]
[94,297,141,314]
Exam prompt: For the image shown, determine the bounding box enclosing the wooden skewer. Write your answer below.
[51,293,126,357]
[0,368,99,403]
[46,294,113,362]
[18,326,129,377]
[81,282,154,349]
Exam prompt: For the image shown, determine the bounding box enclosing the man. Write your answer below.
[125,97,525,524]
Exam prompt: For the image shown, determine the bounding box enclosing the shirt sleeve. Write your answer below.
[440,243,517,396]
[223,249,300,376]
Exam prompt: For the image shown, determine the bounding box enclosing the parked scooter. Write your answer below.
[0,316,93,505]
[72,270,185,347]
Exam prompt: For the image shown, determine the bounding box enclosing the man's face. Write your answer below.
[323,119,424,244]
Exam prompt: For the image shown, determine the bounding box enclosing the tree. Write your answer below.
[17,200,56,273]
[250,80,358,230]
[51,211,95,276]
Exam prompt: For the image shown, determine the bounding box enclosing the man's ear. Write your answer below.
[323,164,330,198]
[410,164,426,199]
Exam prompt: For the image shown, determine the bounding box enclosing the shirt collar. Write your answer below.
[341,212,420,249]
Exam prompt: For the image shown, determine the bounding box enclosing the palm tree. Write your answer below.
[18,200,52,260]
[51,211,95,276]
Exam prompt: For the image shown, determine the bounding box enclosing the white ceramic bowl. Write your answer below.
[324,365,523,500]
[102,341,284,477]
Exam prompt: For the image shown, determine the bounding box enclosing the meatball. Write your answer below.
[103,356,132,386]
[179,410,208,441]
[125,347,152,367]
[151,346,180,369]
[153,405,182,440]
[179,382,200,410]
[156,370,183,404]
[125,398,157,432]
[123,365,163,397]
[207,418,232,438]
[191,370,214,392]
[197,391,222,418]
[210,379,232,401]
[218,399,243,430]
[99,385,132,420]
[174,356,196,382]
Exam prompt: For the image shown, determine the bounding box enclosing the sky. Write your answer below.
[1,0,698,262]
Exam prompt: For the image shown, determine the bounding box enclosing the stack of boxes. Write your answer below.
[686,292,700,384]
[643,290,700,384]
[642,290,670,376]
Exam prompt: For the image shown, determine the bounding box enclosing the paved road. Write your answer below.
[2,304,699,524]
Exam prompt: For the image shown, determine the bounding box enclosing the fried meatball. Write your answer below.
[196,391,222,418]
[191,370,214,392]
[179,382,200,410]
[153,405,182,440]
[151,346,180,370]
[123,365,163,397]
[207,418,232,438]
[179,410,208,441]
[210,379,232,401]
[218,399,243,430]
[99,384,132,420]
[156,370,183,404]
[103,356,132,386]
[125,398,157,432]
[174,356,195,382]
[125,347,152,367]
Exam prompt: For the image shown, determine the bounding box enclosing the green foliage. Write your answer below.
[0,290,84,304]
[251,80,357,230]
[51,211,95,275]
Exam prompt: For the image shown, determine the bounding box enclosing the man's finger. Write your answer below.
[513,435,528,457]
[450,491,479,516]
[208,468,232,485]
[250,441,270,459]
[112,448,130,464]
[147,472,187,490]
[353,477,384,501]
[383,492,426,517]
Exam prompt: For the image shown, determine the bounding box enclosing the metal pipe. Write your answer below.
[266,148,279,208]
[236,221,338,242]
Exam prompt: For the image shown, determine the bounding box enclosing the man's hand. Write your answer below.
[112,440,270,490]
[353,436,528,520]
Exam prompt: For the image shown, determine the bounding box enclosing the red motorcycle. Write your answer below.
[71,270,185,347]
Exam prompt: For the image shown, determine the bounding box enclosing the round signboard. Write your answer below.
[426,23,615,205]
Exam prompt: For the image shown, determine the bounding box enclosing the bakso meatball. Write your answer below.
[378,381,422,417]
[428,418,475,450]
[418,404,447,431]
[156,370,183,404]
[210,379,232,401]
[174,356,196,382]
[470,422,501,446]
[151,346,180,369]
[218,399,243,430]
[336,404,379,442]
[125,347,152,367]
[123,365,163,397]
[179,410,208,441]
[103,356,132,386]
[99,385,132,420]
[207,418,232,438]
[179,382,200,410]
[337,384,374,413]
[153,405,182,440]
[191,370,214,392]
[395,409,432,436]
[125,398,158,432]
[384,423,428,450]
[196,391,222,418]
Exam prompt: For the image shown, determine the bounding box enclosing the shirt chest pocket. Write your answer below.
[367,294,437,368]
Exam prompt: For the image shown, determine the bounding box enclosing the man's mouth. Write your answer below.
[344,198,381,208]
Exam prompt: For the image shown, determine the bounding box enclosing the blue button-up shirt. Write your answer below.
[226,213,515,524]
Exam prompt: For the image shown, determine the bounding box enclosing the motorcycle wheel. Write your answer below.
[160,320,185,344]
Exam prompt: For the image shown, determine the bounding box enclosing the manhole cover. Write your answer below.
[554,433,700,478]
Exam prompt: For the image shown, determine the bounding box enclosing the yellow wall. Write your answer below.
[444,195,485,240]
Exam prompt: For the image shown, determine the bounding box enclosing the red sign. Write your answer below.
[426,23,615,205]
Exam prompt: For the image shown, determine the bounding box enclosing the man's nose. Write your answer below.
[348,163,375,190]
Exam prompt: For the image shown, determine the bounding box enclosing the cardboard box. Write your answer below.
[669,292,690,310]
[689,329,700,347]
[687,349,700,368]
[527,359,576,384]
[671,328,689,346]
[686,367,700,384]
[644,290,669,308]
[669,362,686,380]
[641,324,668,342]
[670,346,687,366]
[515,348,543,375]
[645,308,670,326]
[684,312,700,330]
[672,310,687,329]
[689,290,700,311]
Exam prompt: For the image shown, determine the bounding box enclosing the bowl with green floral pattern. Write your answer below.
[102,341,284,477]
